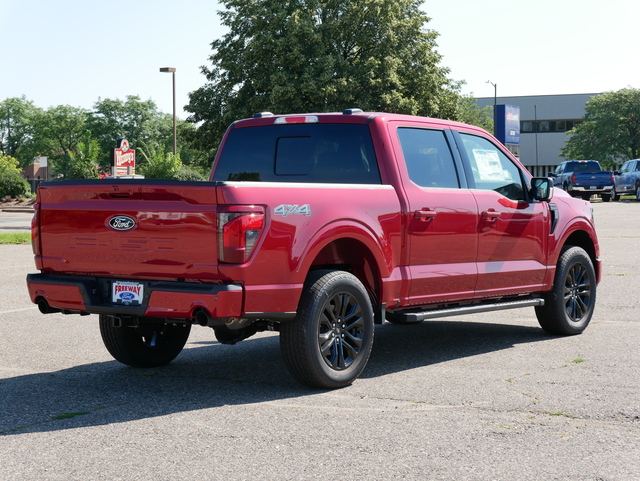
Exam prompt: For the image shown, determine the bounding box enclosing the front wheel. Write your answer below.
[535,246,596,335]
[280,270,375,389]
[99,315,191,367]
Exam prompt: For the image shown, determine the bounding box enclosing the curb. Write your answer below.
[1,208,35,213]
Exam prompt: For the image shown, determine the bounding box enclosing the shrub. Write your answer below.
[176,165,207,181]
[0,156,30,197]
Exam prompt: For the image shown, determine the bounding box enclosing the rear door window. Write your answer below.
[397,128,460,188]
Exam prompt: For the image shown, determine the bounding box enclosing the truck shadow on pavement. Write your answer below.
[0,319,550,436]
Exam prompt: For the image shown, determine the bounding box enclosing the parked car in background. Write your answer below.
[550,160,615,201]
[612,159,640,200]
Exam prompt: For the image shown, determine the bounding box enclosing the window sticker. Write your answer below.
[472,149,508,182]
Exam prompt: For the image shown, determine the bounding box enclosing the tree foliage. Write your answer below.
[561,88,640,168]
[0,97,38,164]
[187,0,462,148]
[60,133,101,180]
[456,95,494,133]
[88,96,174,171]
[0,155,30,197]
[138,142,184,179]
[0,94,209,180]
[23,105,90,171]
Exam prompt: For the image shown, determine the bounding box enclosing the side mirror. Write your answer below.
[531,177,553,202]
[547,172,556,177]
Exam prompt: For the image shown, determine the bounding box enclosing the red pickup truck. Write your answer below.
[27,110,601,388]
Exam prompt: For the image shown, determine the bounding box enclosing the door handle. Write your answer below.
[414,208,437,221]
[482,209,501,221]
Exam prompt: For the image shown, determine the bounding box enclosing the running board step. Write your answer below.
[390,298,545,323]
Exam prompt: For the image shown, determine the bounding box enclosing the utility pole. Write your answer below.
[159,67,177,155]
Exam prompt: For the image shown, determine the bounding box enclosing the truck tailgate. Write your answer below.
[35,180,220,282]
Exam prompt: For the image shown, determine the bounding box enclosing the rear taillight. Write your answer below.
[31,202,40,256]
[217,210,264,264]
[570,174,576,183]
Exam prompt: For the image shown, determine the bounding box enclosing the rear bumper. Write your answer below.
[569,185,613,194]
[26,274,243,319]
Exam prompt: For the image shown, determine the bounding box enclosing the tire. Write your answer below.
[280,270,375,389]
[601,193,610,202]
[636,185,640,201]
[610,188,618,201]
[535,246,596,335]
[99,315,191,367]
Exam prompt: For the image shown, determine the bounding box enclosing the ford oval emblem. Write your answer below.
[109,215,136,231]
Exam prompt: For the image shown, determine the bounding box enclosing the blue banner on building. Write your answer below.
[495,105,520,145]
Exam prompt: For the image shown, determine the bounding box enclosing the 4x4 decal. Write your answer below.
[274,204,311,217]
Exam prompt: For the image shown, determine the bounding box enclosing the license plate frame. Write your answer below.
[112,281,144,305]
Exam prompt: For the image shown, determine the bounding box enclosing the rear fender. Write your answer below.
[295,220,394,299]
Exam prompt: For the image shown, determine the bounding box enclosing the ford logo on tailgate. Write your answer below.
[108,215,136,231]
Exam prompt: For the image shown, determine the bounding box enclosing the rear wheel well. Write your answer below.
[309,238,381,305]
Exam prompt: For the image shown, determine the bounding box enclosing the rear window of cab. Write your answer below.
[213,124,381,184]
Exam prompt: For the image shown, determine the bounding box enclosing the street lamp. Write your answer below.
[486,80,497,136]
[159,67,177,155]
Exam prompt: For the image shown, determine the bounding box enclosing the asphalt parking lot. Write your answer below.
[1,201,639,480]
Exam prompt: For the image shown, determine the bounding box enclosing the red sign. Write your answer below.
[112,138,136,176]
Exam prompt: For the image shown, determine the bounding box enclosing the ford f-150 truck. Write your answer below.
[550,160,614,201]
[612,158,640,200]
[27,110,601,388]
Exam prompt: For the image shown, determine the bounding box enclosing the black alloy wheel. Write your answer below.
[280,270,375,389]
[535,246,596,335]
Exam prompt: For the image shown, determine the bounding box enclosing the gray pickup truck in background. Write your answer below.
[550,160,615,202]
[612,159,640,200]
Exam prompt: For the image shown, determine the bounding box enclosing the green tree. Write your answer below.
[175,121,214,172]
[456,94,494,133]
[187,0,459,149]
[0,155,30,197]
[58,134,101,180]
[137,141,183,179]
[23,105,90,168]
[0,97,40,166]
[561,88,640,168]
[88,96,173,171]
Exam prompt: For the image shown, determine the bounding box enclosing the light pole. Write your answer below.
[486,80,497,136]
[160,67,177,155]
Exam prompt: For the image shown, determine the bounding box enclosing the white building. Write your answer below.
[476,93,599,177]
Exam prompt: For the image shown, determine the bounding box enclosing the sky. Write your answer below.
[2,0,639,120]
